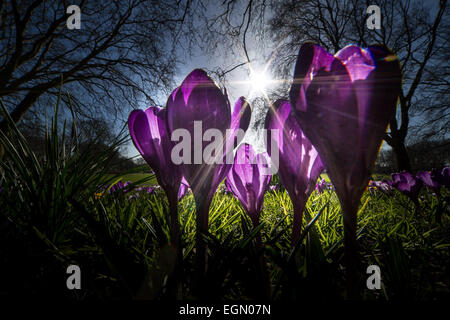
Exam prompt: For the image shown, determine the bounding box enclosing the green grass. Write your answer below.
[56,179,448,300]
[104,173,157,185]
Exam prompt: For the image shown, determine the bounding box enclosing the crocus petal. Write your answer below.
[231,96,252,134]
[356,45,403,173]
[255,152,272,199]
[178,176,190,200]
[222,97,253,176]
[335,46,375,82]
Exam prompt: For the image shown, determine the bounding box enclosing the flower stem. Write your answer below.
[193,195,211,298]
[291,201,305,246]
[167,190,182,298]
[342,202,361,300]
[252,219,271,299]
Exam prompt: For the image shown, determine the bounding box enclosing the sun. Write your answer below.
[249,70,271,94]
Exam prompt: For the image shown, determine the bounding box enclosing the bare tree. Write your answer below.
[409,23,449,143]
[179,0,448,171]
[0,0,191,135]
[268,0,448,171]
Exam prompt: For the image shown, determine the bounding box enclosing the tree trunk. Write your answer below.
[391,136,412,172]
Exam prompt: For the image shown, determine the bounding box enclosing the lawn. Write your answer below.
[104,173,157,185]
[93,181,450,300]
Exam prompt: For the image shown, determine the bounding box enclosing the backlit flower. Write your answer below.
[225,144,271,227]
[265,99,324,243]
[289,43,402,295]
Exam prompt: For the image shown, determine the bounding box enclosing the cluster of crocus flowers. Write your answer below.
[128,186,154,201]
[265,99,324,244]
[129,69,252,285]
[387,167,450,199]
[289,43,402,296]
[128,42,405,297]
[108,181,131,194]
[385,170,446,218]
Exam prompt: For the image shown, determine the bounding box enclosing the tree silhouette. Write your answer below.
[192,0,448,172]
[0,0,191,134]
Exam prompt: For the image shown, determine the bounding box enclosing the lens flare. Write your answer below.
[250,70,271,93]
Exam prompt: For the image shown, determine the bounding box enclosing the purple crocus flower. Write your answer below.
[128,106,185,257]
[290,44,401,214]
[315,178,328,194]
[269,184,278,192]
[369,180,393,194]
[225,144,271,227]
[145,186,155,194]
[230,96,252,148]
[108,181,131,194]
[389,172,423,200]
[177,177,190,200]
[265,99,324,244]
[128,107,184,201]
[417,170,441,194]
[167,70,251,216]
[289,43,402,295]
[166,69,251,276]
[129,185,157,201]
[428,167,450,190]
